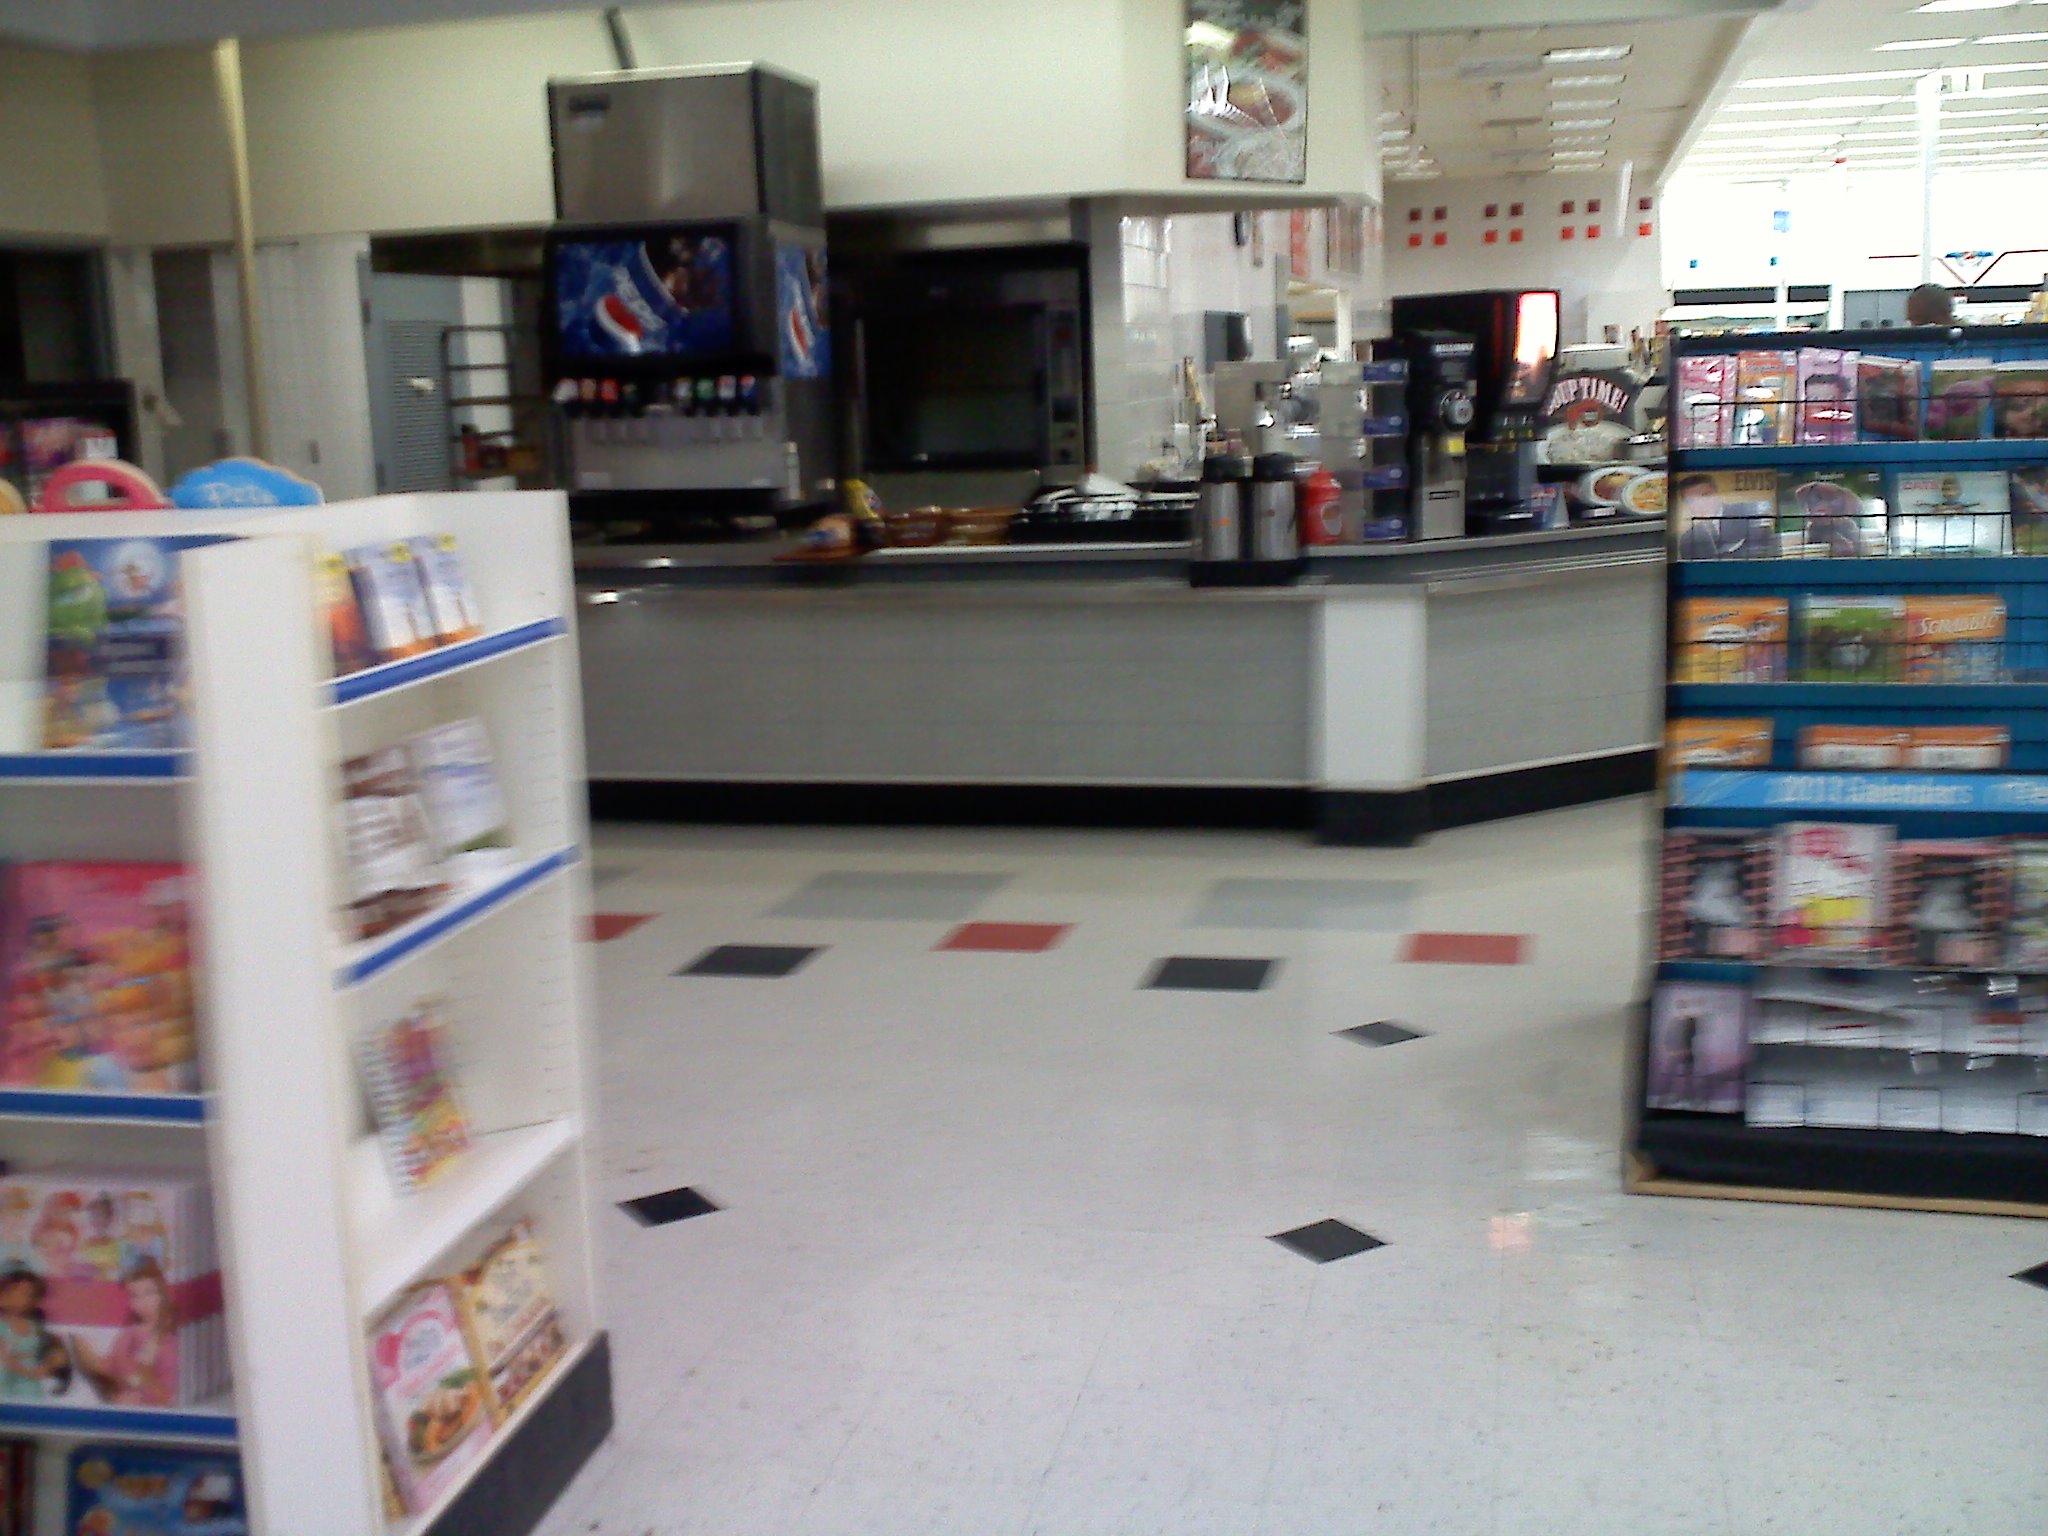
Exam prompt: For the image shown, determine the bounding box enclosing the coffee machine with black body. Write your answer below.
[1379,330,1477,542]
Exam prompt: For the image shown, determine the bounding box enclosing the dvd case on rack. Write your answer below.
[1857,355,1922,441]
[1891,471,2011,555]
[1673,470,1778,560]
[2008,840,2048,970]
[1800,596,1905,683]
[1994,360,2048,440]
[1796,347,1858,445]
[1672,355,1733,449]
[66,1445,245,1536]
[1646,981,1749,1113]
[1732,350,1797,447]
[1773,821,1892,959]
[1890,841,2011,969]
[1903,595,2005,683]
[2013,466,2048,553]
[1674,598,1788,683]
[1778,470,1882,558]
[1659,830,1771,960]
[1926,358,1996,440]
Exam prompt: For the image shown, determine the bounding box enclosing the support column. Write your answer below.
[213,37,268,461]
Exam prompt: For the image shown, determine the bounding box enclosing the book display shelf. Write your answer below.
[0,492,609,1533]
[1633,325,2048,1216]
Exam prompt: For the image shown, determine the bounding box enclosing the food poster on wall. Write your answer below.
[1185,0,1307,185]
[1539,368,1640,466]
[554,233,736,359]
[774,243,830,381]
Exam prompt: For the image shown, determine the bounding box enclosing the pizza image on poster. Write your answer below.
[1185,0,1307,185]
[1540,367,1641,465]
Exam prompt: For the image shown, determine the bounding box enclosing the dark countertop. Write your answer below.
[573,517,1667,599]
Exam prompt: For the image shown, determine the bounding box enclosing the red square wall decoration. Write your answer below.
[1408,207,1421,222]
[1408,233,1422,248]
[1509,228,1524,243]
[1587,198,1602,214]
[1432,232,1447,246]
[1638,222,1654,238]
[1588,224,1602,239]
[1432,206,1447,221]
[1561,226,1576,240]
[1485,203,1499,219]
[1561,200,1576,215]
[1510,202,1524,217]
[1484,229,1499,244]
[1639,196,1653,212]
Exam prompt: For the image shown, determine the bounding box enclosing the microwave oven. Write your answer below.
[844,244,1090,476]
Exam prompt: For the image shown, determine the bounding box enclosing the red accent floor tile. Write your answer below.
[1401,932,1528,965]
[938,921,1072,954]
[586,913,656,943]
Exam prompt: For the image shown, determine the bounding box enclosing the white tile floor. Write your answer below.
[543,798,2048,1536]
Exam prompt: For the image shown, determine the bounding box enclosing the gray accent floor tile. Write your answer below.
[1270,1219,1384,1264]
[1145,956,1276,992]
[2016,1260,2048,1292]
[679,944,820,978]
[621,1186,721,1227]
[1336,1021,1427,1047]
[766,870,1013,922]
[1189,877,1420,932]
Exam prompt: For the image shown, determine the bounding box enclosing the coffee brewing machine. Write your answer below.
[1379,330,1477,542]
[546,64,838,533]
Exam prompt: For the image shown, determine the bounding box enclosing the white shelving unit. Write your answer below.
[0,492,607,1535]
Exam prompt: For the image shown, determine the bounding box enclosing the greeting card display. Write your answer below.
[1856,355,1922,441]
[1796,347,1858,446]
[1672,355,1732,450]
[1778,470,1881,559]
[1891,471,2010,556]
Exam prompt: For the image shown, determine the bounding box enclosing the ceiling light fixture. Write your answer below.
[1916,0,2019,11]
[1719,94,1910,109]
[1546,44,1632,64]
[1549,117,1615,129]
[1740,67,1953,86]
[1549,97,1621,109]
[1550,73,1625,87]
[1875,38,1967,50]
[1977,31,2048,42]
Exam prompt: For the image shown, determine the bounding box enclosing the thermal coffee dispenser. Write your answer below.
[1382,331,1477,542]
[546,65,838,530]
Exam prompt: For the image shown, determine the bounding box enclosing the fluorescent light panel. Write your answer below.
[1551,73,1624,87]
[1876,37,1968,49]
[1546,45,1631,63]
[1550,117,1615,129]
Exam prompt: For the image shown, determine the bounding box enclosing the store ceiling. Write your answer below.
[1674,0,2048,179]
[1379,14,1752,185]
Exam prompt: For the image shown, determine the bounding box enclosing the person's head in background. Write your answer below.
[1907,283,1956,327]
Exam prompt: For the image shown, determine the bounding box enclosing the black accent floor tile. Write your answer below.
[1336,1021,1426,1047]
[1270,1219,1385,1264]
[621,1186,721,1227]
[2016,1260,2048,1292]
[1145,956,1276,992]
[678,944,820,978]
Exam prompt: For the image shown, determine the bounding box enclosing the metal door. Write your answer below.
[362,267,464,494]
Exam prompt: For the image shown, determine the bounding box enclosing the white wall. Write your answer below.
[0,43,109,240]
[1663,168,2048,298]
[253,237,378,500]
[1384,174,1666,347]
[87,0,1380,246]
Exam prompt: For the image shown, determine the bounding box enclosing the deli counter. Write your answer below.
[574,518,1666,845]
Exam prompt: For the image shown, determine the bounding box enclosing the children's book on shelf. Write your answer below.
[358,1000,471,1193]
[1902,726,2008,770]
[1646,981,1748,1113]
[1994,360,2048,440]
[42,537,221,751]
[369,1283,497,1514]
[2008,840,2048,970]
[1795,347,1858,446]
[1773,820,1892,959]
[1777,470,1882,559]
[410,534,485,645]
[1891,470,2011,556]
[1800,595,1904,683]
[1856,355,1922,441]
[65,1444,245,1536]
[0,861,198,1094]
[1659,830,1771,960]
[1665,717,1773,770]
[2012,466,2048,553]
[1672,354,1733,449]
[1925,357,1996,441]
[1731,350,1797,447]
[340,747,449,942]
[1797,725,1909,770]
[316,549,376,679]
[1674,597,1788,683]
[1673,469,1779,560]
[0,1439,26,1535]
[1902,595,2005,684]
[407,719,513,873]
[0,1169,228,1408]
[1889,841,2012,969]
[454,1219,567,1421]
[345,543,437,663]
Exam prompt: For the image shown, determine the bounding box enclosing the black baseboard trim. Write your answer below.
[591,779,1313,832]
[1428,748,1658,833]
[589,754,1655,843]
[1637,1118,2048,1208]
[425,1331,613,1536]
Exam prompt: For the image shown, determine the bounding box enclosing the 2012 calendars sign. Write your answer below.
[1185,0,1307,184]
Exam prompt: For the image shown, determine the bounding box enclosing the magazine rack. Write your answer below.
[1634,324,2048,1217]
[0,492,609,1532]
